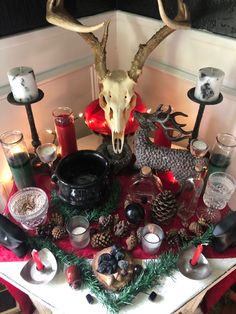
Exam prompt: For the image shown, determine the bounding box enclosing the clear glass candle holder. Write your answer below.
[66,216,90,249]
[141,223,164,255]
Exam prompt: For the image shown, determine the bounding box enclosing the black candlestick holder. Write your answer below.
[7,89,43,151]
[188,87,223,141]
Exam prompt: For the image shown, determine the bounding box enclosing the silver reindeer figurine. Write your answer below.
[134,105,197,183]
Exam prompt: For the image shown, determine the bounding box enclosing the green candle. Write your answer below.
[8,152,35,189]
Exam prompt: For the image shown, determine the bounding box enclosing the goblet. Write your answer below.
[36,143,57,174]
[197,172,236,224]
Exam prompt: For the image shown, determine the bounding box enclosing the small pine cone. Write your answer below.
[90,231,113,248]
[178,228,190,243]
[36,223,54,238]
[98,215,114,231]
[151,190,177,225]
[198,218,210,229]
[189,221,204,237]
[126,232,138,251]
[166,229,182,247]
[50,212,64,226]
[136,227,144,243]
[114,220,129,237]
[52,226,66,240]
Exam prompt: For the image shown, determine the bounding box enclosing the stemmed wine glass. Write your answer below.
[177,139,208,227]
[197,172,236,224]
[36,143,57,175]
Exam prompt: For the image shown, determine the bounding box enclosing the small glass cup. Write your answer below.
[141,223,164,255]
[66,216,90,249]
[197,172,236,223]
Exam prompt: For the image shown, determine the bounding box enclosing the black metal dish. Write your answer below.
[52,150,111,208]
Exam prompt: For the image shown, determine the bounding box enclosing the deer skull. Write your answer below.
[99,70,136,153]
[46,0,191,154]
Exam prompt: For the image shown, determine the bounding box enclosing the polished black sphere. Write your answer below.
[124,203,145,224]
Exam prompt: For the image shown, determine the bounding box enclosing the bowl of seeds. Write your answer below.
[8,187,48,230]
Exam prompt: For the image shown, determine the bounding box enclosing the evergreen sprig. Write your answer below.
[50,181,120,223]
[29,226,213,313]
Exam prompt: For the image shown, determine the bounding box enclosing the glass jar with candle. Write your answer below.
[52,107,77,158]
[209,133,236,174]
[0,131,35,190]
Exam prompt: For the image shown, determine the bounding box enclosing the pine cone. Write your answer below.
[166,228,189,247]
[114,220,129,237]
[126,232,138,251]
[90,231,113,248]
[52,226,66,240]
[98,215,114,231]
[136,227,144,243]
[166,229,182,247]
[189,221,204,237]
[151,190,177,225]
[50,212,64,226]
[36,223,54,238]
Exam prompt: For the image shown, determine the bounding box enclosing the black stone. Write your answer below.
[97,253,118,274]
[86,294,95,304]
[148,291,157,301]
[111,245,125,261]
[125,203,145,224]
[133,264,143,277]
[118,260,129,271]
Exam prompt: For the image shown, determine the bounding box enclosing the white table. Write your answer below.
[0,258,236,314]
[1,134,236,314]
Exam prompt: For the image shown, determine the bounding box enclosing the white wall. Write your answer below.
[0,10,236,208]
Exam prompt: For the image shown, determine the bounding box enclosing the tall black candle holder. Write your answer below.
[188,87,223,141]
[7,89,43,151]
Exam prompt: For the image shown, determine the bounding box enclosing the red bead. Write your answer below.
[65,265,81,289]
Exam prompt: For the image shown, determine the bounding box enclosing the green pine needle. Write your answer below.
[50,181,120,223]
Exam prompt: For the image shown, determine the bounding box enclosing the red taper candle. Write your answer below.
[190,244,203,266]
[31,249,44,271]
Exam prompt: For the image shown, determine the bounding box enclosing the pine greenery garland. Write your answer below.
[29,226,214,313]
[50,180,120,223]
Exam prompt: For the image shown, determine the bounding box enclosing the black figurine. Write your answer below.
[0,214,29,257]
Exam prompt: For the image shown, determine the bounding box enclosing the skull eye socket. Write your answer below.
[110,108,113,120]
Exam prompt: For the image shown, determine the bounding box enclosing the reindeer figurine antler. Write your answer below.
[46,0,191,154]
[134,106,197,183]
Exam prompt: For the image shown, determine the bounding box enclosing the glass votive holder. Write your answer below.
[141,223,164,255]
[66,216,90,249]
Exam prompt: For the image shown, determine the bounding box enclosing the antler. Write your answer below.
[151,105,192,142]
[128,0,191,82]
[46,0,109,80]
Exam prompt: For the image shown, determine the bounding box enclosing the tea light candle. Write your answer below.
[7,66,39,103]
[36,143,57,164]
[142,223,164,254]
[194,67,224,102]
[66,216,90,249]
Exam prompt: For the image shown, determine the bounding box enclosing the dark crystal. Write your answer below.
[148,291,157,301]
[86,294,95,304]
[118,260,129,271]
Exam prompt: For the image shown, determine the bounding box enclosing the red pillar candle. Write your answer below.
[190,244,203,266]
[52,107,77,158]
[31,249,44,271]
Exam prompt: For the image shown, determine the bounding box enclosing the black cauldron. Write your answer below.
[52,150,111,208]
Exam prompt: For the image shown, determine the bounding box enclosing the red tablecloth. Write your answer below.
[1,173,236,313]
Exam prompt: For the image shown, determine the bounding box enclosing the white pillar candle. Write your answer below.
[194,67,224,102]
[7,66,39,103]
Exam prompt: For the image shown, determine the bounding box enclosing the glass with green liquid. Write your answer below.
[208,133,236,175]
[0,130,35,190]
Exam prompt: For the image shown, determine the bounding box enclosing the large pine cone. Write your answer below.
[114,220,129,237]
[151,190,177,225]
[91,231,113,248]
